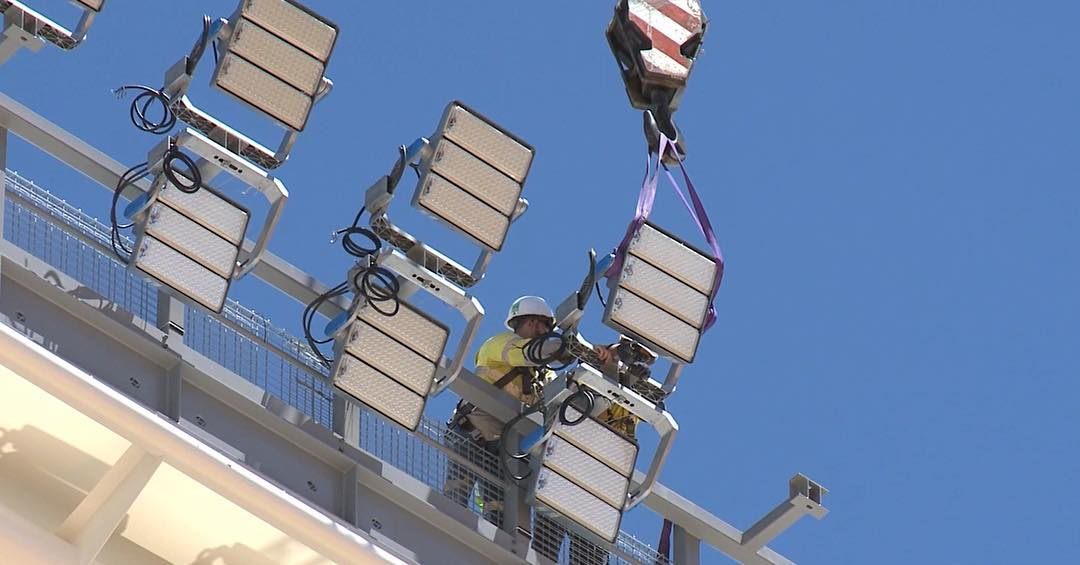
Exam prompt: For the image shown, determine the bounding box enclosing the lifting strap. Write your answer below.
[605,133,724,330]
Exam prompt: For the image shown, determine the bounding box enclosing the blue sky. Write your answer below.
[2,1,1078,563]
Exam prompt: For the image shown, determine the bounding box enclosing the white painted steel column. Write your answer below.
[0,322,408,565]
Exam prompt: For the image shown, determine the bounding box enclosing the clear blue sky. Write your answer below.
[3,1,1078,563]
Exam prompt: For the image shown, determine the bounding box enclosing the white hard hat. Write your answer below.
[505,296,554,330]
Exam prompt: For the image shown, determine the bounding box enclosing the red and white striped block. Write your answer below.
[626,0,704,83]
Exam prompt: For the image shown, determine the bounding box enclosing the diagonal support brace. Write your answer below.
[55,444,163,564]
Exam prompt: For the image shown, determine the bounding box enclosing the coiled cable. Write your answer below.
[163,141,202,193]
[113,85,176,135]
[522,331,569,370]
[302,281,350,369]
[110,162,150,262]
[558,387,595,426]
[500,402,545,482]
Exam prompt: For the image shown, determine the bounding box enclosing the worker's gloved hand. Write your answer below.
[593,344,618,365]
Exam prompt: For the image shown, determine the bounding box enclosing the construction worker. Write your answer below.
[444,296,577,526]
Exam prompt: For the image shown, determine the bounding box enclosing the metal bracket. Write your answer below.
[0,20,43,65]
[741,474,829,551]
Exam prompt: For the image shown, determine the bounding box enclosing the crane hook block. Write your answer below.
[607,0,706,156]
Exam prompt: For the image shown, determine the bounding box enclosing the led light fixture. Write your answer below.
[0,0,105,61]
[211,0,337,132]
[129,180,250,313]
[532,405,639,543]
[603,220,717,363]
[160,0,338,169]
[413,102,535,252]
[331,300,450,431]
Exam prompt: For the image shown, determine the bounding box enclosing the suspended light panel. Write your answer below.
[332,302,449,431]
[532,406,639,543]
[603,221,717,363]
[211,0,338,131]
[131,182,250,314]
[413,102,535,252]
[75,0,104,11]
[240,0,336,61]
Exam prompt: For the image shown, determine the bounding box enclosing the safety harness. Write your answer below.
[447,366,545,437]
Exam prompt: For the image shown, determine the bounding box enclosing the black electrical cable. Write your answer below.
[187,15,212,75]
[350,265,400,316]
[336,207,381,258]
[302,281,350,369]
[163,142,202,193]
[500,402,545,482]
[558,387,595,427]
[212,39,220,65]
[110,162,150,262]
[334,206,401,316]
[595,281,607,308]
[522,331,570,370]
[113,85,176,135]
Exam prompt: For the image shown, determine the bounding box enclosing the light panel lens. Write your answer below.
[416,173,510,251]
[627,223,716,295]
[344,321,437,396]
[429,138,521,216]
[229,18,325,95]
[133,236,229,313]
[75,0,104,11]
[608,288,700,363]
[544,435,630,508]
[144,204,239,279]
[619,256,709,328]
[215,53,312,131]
[442,104,533,183]
[357,302,448,363]
[333,353,425,430]
[157,183,249,246]
[241,0,337,62]
[555,407,639,477]
[535,468,621,543]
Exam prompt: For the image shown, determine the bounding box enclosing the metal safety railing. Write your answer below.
[2,169,671,565]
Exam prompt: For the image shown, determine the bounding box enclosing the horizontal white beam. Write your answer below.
[0,321,406,565]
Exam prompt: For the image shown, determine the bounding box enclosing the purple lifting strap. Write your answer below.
[606,134,725,331]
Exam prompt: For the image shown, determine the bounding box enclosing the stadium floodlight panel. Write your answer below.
[413,102,535,252]
[604,221,717,363]
[130,182,250,314]
[211,0,338,131]
[75,0,104,11]
[332,302,450,431]
[543,435,631,509]
[533,406,639,543]
[239,0,337,62]
[133,237,230,313]
[214,53,313,131]
[535,468,623,543]
[555,406,639,478]
[333,354,426,431]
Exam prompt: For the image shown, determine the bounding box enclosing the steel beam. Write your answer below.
[673,524,701,565]
[55,445,163,565]
[742,475,828,552]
